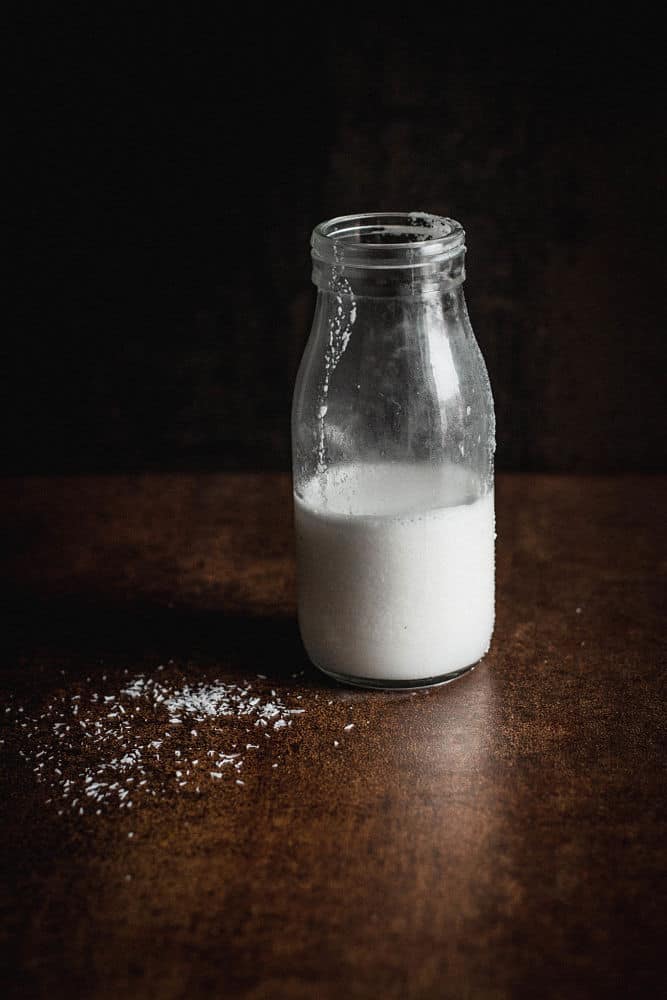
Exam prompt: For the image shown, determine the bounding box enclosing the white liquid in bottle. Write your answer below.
[294,463,495,684]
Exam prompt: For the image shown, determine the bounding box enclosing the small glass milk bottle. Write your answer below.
[292,213,495,689]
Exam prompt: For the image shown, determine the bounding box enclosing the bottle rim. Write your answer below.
[311,212,465,270]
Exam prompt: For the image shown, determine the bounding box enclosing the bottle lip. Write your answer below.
[311,212,465,269]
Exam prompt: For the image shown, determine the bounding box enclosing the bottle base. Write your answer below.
[312,661,479,691]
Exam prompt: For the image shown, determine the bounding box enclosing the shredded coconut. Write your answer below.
[4,669,311,815]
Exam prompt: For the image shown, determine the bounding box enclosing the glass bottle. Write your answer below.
[292,213,495,689]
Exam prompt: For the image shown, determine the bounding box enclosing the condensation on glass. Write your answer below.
[292,213,496,689]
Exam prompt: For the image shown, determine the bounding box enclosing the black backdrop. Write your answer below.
[7,10,665,474]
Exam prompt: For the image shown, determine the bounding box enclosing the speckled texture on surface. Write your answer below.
[1,474,665,998]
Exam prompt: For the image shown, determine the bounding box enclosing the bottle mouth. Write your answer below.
[311,212,465,270]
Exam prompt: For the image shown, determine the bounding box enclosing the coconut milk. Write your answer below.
[294,463,495,684]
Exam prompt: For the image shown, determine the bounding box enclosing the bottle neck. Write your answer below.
[312,249,466,297]
[310,212,467,298]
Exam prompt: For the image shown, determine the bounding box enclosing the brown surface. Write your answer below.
[1,474,665,999]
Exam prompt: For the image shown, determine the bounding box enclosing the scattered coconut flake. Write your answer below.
[4,669,307,815]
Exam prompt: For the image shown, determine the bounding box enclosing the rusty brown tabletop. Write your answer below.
[1,474,665,999]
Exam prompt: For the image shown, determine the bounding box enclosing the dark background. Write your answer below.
[7,10,665,475]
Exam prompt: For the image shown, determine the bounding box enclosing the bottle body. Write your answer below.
[292,214,495,688]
